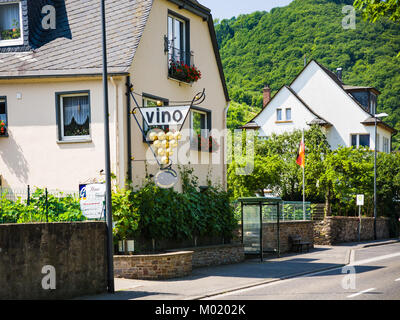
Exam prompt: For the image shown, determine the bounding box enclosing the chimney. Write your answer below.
[336,67,343,82]
[263,84,271,107]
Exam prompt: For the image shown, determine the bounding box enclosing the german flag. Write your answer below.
[296,141,305,168]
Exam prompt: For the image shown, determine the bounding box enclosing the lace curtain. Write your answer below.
[0,3,20,31]
[63,95,90,126]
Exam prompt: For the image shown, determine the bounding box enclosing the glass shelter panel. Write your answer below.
[242,205,261,254]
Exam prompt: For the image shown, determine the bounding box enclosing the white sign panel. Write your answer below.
[80,184,106,219]
[356,194,364,206]
[140,106,190,126]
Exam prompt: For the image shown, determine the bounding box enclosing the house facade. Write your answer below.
[244,60,396,152]
[0,0,229,192]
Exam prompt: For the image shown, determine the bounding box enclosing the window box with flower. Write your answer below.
[0,120,7,137]
[168,60,201,84]
[191,134,219,153]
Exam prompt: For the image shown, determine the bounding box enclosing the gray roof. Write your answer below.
[0,0,153,78]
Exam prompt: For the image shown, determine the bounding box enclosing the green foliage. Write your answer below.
[227,101,259,131]
[231,125,331,202]
[112,188,140,241]
[112,168,237,245]
[354,0,400,23]
[0,188,84,223]
[228,126,400,220]
[215,0,400,148]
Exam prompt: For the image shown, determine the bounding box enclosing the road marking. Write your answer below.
[204,249,400,300]
[395,278,400,282]
[347,288,376,298]
[349,252,400,266]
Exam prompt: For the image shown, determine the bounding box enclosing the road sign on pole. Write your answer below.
[357,194,364,206]
[357,194,364,242]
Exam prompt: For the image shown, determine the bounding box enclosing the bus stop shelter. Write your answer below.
[238,197,282,262]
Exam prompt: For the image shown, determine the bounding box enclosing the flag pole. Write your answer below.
[302,128,305,220]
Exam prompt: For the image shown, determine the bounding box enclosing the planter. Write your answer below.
[168,60,201,84]
[114,251,193,280]
[191,135,219,153]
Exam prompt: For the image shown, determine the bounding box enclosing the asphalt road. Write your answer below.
[205,242,400,300]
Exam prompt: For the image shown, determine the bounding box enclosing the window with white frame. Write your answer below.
[383,137,390,154]
[168,13,189,65]
[190,108,211,151]
[351,134,370,148]
[57,92,91,141]
[276,108,282,121]
[0,1,23,46]
[286,108,292,121]
[0,96,8,136]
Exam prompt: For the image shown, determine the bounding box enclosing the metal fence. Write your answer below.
[0,186,91,224]
[262,201,312,222]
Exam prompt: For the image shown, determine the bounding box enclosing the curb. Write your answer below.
[360,239,400,248]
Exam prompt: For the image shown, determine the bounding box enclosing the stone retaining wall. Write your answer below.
[114,251,193,280]
[313,217,391,245]
[262,221,314,253]
[0,222,107,300]
[188,244,245,268]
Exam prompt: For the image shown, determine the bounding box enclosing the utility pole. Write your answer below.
[101,0,114,294]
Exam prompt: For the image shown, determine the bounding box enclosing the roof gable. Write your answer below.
[247,85,329,128]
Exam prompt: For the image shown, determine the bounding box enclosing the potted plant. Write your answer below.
[193,134,219,153]
[169,60,201,83]
[0,121,7,136]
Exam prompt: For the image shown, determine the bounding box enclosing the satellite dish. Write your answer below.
[154,168,178,189]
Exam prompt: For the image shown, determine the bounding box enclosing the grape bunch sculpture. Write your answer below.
[149,130,182,165]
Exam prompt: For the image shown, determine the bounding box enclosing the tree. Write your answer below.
[354,0,400,23]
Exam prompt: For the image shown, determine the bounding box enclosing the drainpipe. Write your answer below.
[222,101,231,190]
[110,77,120,187]
[126,76,132,184]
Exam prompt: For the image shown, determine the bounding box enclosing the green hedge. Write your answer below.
[112,168,237,243]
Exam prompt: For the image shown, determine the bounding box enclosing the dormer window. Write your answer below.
[0,1,23,47]
[370,93,377,115]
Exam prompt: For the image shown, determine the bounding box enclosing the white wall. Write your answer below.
[254,86,317,137]
[0,77,120,191]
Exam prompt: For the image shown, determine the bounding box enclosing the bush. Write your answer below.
[113,167,237,245]
[0,188,85,223]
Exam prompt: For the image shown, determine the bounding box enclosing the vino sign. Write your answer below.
[140,106,190,126]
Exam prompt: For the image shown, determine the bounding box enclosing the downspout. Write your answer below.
[222,101,231,190]
[110,77,119,187]
[126,75,132,184]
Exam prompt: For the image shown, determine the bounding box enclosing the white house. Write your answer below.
[243,60,396,152]
[0,0,229,192]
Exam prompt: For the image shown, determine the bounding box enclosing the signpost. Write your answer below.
[79,184,106,220]
[357,194,364,242]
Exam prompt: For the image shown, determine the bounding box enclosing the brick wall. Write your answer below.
[0,222,107,300]
[114,251,193,280]
[313,217,391,245]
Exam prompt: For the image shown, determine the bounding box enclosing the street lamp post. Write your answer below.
[374,113,388,241]
[101,0,115,294]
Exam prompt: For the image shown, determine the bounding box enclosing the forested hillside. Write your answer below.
[215,0,400,148]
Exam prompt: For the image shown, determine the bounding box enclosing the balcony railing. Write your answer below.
[165,38,197,83]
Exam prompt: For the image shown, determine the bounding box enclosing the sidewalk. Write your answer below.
[81,239,399,300]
